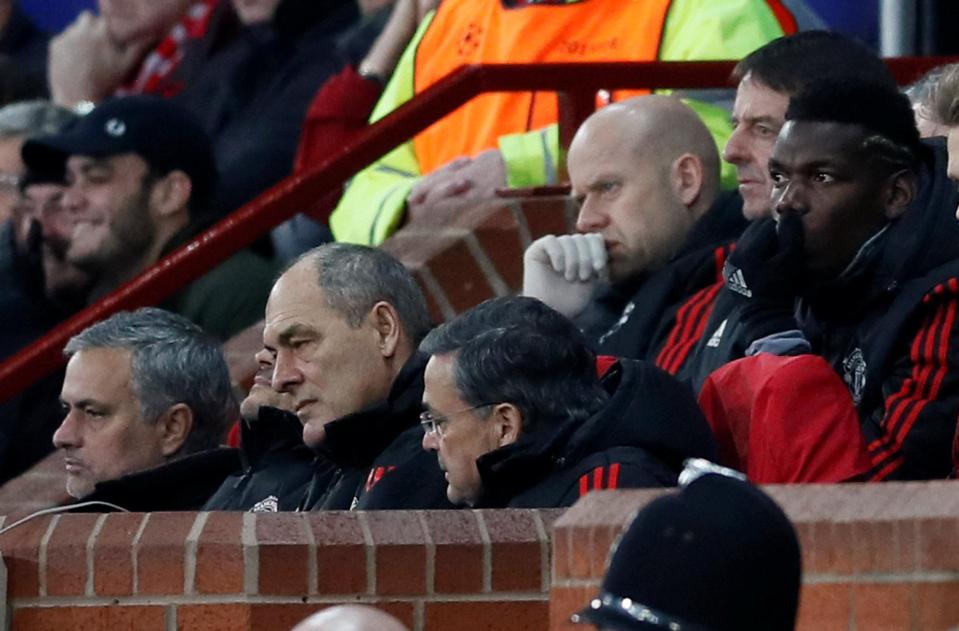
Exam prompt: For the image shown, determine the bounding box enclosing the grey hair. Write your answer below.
[64,307,237,455]
[289,243,432,344]
[0,100,75,139]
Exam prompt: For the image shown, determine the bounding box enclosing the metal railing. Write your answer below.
[0,56,954,403]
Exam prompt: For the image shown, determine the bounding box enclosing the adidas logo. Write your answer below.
[726,267,752,298]
[706,319,727,348]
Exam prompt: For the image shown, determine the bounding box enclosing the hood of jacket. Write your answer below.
[475,359,717,506]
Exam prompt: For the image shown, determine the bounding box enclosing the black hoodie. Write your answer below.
[475,358,718,508]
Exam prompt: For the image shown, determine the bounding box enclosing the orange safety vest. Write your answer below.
[411,0,672,174]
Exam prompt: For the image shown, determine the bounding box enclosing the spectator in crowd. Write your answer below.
[0,0,49,103]
[934,63,959,212]
[48,0,219,108]
[22,95,274,340]
[419,296,717,508]
[522,95,746,372]
[571,461,801,631]
[291,605,409,631]
[907,64,951,139]
[694,78,959,481]
[331,0,816,246]
[264,243,451,510]
[54,307,239,510]
[202,347,315,512]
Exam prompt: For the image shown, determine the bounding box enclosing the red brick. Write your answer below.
[0,514,52,598]
[415,269,449,324]
[421,510,483,594]
[473,207,525,292]
[45,513,99,596]
[425,600,548,631]
[93,513,145,596]
[255,513,310,595]
[366,511,427,596]
[135,512,196,595]
[915,582,959,630]
[12,605,165,631]
[805,520,856,576]
[851,583,914,631]
[918,517,959,572]
[796,583,851,631]
[177,603,249,630]
[551,523,571,583]
[195,511,244,595]
[249,604,317,630]
[589,522,625,579]
[308,512,368,595]
[424,235,496,314]
[520,198,575,240]
[482,510,543,592]
[550,585,597,631]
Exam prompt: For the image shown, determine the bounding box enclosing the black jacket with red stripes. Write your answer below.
[581,191,748,374]
[299,351,454,511]
[473,358,718,508]
[684,139,959,480]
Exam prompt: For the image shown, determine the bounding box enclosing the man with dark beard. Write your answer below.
[21,95,274,340]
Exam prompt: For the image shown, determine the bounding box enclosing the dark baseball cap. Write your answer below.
[22,95,218,210]
[572,460,801,631]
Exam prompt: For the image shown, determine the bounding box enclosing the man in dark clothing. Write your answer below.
[263,242,451,510]
[419,296,717,509]
[54,307,238,511]
[523,95,746,375]
[21,95,274,341]
[690,79,959,481]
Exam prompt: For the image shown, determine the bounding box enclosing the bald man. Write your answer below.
[291,605,409,631]
[523,95,748,371]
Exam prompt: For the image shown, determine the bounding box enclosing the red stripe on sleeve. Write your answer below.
[607,463,620,490]
[578,473,589,497]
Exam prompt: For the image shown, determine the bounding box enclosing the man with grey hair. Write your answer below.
[54,307,239,510]
[263,242,450,510]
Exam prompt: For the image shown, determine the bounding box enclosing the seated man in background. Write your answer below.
[571,461,800,631]
[419,296,717,508]
[264,242,450,510]
[523,95,746,373]
[22,95,274,340]
[55,307,239,510]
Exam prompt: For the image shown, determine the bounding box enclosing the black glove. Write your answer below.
[723,214,805,304]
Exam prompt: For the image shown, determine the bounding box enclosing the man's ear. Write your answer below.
[671,153,705,208]
[150,170,193,219]
[156,403,194,458]
[369,300,402,358]
[883,169,917,220]
[490,403,523,448]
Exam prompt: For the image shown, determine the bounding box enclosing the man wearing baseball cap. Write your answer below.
[572,460,801,631]
[21,95,273,340]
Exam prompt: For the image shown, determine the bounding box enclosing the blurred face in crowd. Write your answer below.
[0,135,24,226]
[421,354,514,506]
[98,0,190,45]
[60,153,157,272]
[264,260,398,447]
[724,72,790,220]
[231,0,283,25]
[769,121,913,281]
[946,127,959,219]
[570,113,696,283]
[54,347,168,498]
[240,347,295,422]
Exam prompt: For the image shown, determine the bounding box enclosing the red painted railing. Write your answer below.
[0,57,954,403]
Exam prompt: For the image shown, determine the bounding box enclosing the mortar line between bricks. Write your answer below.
[413,599,424,631]
[416,267,456,321]
[130,513,150,596]
[462,232,510,297]
[415,511,435,596]
[8,592,551,607]
[242,512,258,595]
[37,514,59,597]
[531,511,550,593]
[357,511,376,596]
[183,512,209,595]
[507,200,533,250]
[85,514,108,596]
[804,571,959,584]
[551,578,603,589]
[301,514,317,596]
[474,511,492,593]
[165,603,176,631]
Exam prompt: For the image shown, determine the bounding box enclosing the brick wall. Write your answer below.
[0,508,561,631]
[550,482,959,631]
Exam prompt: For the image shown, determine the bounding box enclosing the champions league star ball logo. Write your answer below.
[842,347,867,405]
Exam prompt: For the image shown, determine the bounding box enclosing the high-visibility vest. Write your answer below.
[411,0,672,175]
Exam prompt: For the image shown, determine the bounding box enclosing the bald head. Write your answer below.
[291,606,409,631]
[570,96,721,281]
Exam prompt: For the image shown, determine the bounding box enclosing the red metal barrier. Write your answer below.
[0,56,955,403]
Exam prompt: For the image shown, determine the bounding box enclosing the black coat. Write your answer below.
[475,358,718,508]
